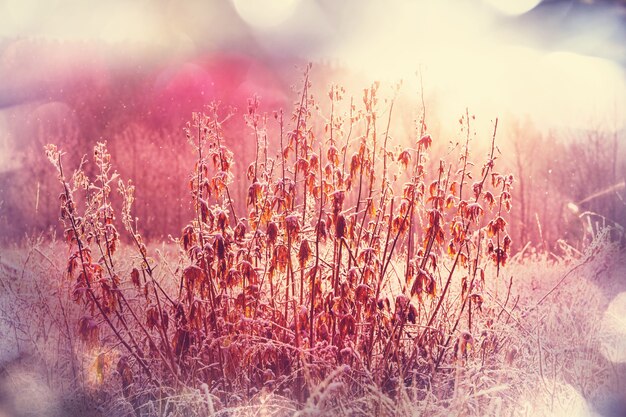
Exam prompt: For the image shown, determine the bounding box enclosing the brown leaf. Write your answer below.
[338,315,356,339]
[418,134,432,149]
[130,268,141,288]
[398,149,411,170]
[285,215,301,240]
[298,239,312,267]
[78,316,99,347]
[355,284,371,304]
[267,221,279,246]
[327,146,339,166]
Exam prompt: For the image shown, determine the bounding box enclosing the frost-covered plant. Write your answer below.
[45,65,514,412]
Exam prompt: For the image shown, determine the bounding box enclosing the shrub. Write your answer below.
[45,66,514,413]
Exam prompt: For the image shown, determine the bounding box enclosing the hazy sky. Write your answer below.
[1,0,625,129]
[1,0,624,60]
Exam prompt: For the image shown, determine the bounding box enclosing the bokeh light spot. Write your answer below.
[483,0,542,15]
[232,0,299,29]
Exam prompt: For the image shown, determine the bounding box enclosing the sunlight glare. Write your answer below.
[519,380,591,417]
[536,52,625,128]
[335,0,625,130]
[599,292,626,363]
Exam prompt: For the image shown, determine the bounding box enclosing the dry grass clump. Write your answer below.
[490,233,625,417]
[39,67,521,414]
[22,66,625,416]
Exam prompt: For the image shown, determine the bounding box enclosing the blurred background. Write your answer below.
[0,0,625,251]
